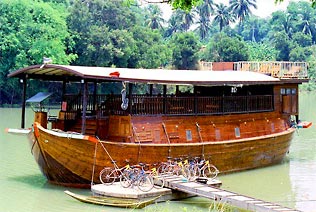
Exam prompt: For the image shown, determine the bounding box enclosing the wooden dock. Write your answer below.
[163,175,301,212]
[92,175,301,211]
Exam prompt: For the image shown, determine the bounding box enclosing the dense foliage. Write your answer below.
[1,0,316,105]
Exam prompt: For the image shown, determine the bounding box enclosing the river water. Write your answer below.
[1,92,316,212]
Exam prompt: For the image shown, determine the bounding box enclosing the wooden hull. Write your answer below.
[28,121,295,187]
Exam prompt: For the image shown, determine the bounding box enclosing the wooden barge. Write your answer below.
[8,62,308,187]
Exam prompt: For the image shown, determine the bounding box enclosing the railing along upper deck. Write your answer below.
[234,61,308,79]
[200,61,308,79]
[62,94,273,119]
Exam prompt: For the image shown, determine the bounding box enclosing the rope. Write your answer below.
[196,122,205,159]
[162,122,171,157]
[95,136,120,170]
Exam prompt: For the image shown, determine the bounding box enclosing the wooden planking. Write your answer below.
[33,121,294,186]
[163,176,302,212]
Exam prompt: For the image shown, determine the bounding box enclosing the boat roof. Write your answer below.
[8,64,281,86]
[26,92,53,103]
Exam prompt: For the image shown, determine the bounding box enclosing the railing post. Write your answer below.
[163,85,167,114]
[21,76,27,129]
[81,80,88,134]
[128,83,133,114]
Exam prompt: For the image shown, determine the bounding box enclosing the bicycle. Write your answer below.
[120,163,154,192]
[197,160,219,180]
[149,165,165,189]
[99,160,131,185]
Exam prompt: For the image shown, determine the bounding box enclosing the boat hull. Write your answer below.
[29,123,295,187]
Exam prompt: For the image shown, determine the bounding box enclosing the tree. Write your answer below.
[213,3,234,31]
[164,14,182,37]
[169,32,201,69]
[201,33,249,62]
[198,0,214,19]
[195,0,214,41]
[229,0,257,29]
[247,42,277,61]
[173,9,196,32]
[239,16,270,42]
[67,0,139,66]
[275,0,316,8]
[195,14,212,41]
[0,0,75,105]
[129,26,172,68]
[145,5,165,30]
[271,31,291,61]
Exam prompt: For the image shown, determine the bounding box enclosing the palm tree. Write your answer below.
[195,15,211,40]
[198,0,214,19]
[195,0,214,40]
[145,5,165,30]
[164,14,182,37]
[213,3,234,31]
[229,0,257,33]
[172,9,196,32]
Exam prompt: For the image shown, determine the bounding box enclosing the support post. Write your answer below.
[128,83,133,114]
[81,80,88,134]
[21,76,27,128]
[62,80,66,101]
[93,81,97,113]
[163,85,167,114]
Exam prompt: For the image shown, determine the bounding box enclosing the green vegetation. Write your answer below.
[1,0,316,105]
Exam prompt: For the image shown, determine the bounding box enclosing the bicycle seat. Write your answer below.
[139,162,145,167]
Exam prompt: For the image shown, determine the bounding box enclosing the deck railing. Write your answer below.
[62,94,273,118]
[199,61,308,79]
[234,61,308,79]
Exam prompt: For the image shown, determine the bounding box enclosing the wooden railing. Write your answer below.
[199,61,308,79]
[61,94,273,118]
[234,61,308,79]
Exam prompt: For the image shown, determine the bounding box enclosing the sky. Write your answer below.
[157,0,306,20]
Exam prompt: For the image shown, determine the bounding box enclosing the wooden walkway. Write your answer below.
[163,175,301,212]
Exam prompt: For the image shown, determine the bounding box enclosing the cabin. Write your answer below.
[9,61,308,144]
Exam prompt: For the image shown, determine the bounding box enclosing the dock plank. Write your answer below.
[163,175,302,212]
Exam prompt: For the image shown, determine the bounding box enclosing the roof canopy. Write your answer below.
[26,92,53,103]
[8,64,281,86]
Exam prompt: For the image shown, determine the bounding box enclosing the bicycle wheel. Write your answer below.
[152,174,165,189]
[182,166,197,181]
[120,170,132,188]
[157,164,167,175]
[99,168,116,185]
[138,175,154,192]
[203,164,219,180]
[163,164,174,176]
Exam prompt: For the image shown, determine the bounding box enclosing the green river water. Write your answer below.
[1,92,316,212]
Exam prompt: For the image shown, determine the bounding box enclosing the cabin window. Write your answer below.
[186,130,192,141]
[281,86,298,114]
[286,88,291,95]
[235,127,240,138]
[215,128,221,140]
[271,122,275,133]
